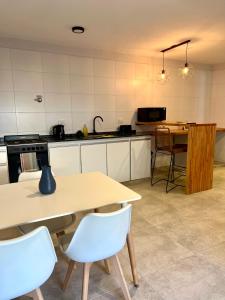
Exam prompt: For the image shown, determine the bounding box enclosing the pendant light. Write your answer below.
[182,42,190,76]
[160,52,166,80]
[160,40,191,80]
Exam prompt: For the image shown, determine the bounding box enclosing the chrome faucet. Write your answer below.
[93,116,103,134]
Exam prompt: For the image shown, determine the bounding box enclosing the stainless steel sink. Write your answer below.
[87,134,117,139]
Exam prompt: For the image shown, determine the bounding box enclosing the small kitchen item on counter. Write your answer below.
[119,125,133,136]
[82,124,88,137]
[52,124,65,140]
[39,165,56,195]
[76,130,84,139]
[137,107,166,122]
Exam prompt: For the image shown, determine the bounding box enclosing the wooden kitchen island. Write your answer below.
[136,121,225,194]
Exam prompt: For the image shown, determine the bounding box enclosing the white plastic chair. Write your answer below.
[0,226,57,300]
[18,171,76,237]
[60,204,132,300]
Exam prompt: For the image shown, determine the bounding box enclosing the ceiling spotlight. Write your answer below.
[72,26,85,34]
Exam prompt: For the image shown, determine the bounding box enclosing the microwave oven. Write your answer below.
[137,107,166,122]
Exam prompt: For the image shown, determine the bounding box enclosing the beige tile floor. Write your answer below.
[3,164,225,299]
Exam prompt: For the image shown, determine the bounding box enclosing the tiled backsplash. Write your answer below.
[0,47,212,136]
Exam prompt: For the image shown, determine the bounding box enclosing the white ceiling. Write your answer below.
[0,0,225,64]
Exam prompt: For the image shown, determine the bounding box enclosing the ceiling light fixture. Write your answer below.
[72,26,85,34]
[160,39,191,79]
[182,41,190,76]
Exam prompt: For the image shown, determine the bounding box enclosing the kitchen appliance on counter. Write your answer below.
[137,107,166,122]
[52,124,65,140]
[119,125,133,136]
[4,134,49,183]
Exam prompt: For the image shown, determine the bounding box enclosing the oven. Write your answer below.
[4,134,49,183]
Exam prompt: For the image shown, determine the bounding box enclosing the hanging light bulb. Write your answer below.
[182,42,190,76]
[161,52,166,80]
[161,69,166,80]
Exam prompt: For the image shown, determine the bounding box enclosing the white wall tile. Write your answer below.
[44,93,71,113]
[70,75,93,94]
[0,48,11,70]
[42,53,69,74]
[15,92,45,112]
[93,59,115,77]
[94,77,115,95]
[45,112,72,134]
[71,94,94,112]
[11,49,42,72]
[115,95,134,111]
[135,63,149,79]
[43,73,70,93]
[69,56,93,76]
[16,113,46,133]
[72,111,94,132]
[115,61,135,79]
[115,111,136,126]
[0,113,17,135]
[0,92,15,112]
[0,48,215,136]
[13,71,43,92]
[0,71,13,91]
[94,95,115,111]
[115,78,135,95]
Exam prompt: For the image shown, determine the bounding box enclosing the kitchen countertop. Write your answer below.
[0,131,151,147]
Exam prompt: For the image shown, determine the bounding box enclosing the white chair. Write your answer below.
[0,226,57,300]
[18,171,76,237]
[60,204,132,300]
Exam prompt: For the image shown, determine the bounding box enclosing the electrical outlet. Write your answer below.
[58,120,65,125]
[118,118,123,125]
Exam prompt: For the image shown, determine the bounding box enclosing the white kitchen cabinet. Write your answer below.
[81,143,107,174]
[107,141,130,182]
[131,139,151,180]
[49,145,81,176]
[0,165,9,184]
[0,148,9,184]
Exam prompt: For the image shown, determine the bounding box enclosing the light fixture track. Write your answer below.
[160,39,191,53]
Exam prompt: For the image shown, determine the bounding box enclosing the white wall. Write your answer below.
[0,47,212,137]
[211,65,225,161]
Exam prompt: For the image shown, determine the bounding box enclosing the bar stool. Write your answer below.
[151,127,187,192]
[18,171,76,238]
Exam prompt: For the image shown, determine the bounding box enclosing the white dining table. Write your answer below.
[0,171,141,230]
[0,171,141,286]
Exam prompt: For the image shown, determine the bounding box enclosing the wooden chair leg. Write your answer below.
[62,260,76,291]
[82,263,92,300]
[26,288,44,300]
[104,259,111,274]
[111,255,131,300]
[56,230,65,238]
[127,232,139,287]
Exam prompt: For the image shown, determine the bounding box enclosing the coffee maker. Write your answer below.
[52,124,65,140]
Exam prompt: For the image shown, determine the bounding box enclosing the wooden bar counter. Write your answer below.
[136,121,225,194]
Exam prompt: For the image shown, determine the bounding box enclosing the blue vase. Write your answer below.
[39,165,56,195]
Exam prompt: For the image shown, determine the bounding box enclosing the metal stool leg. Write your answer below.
[166,154,173,193]
[151,151,157,185]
